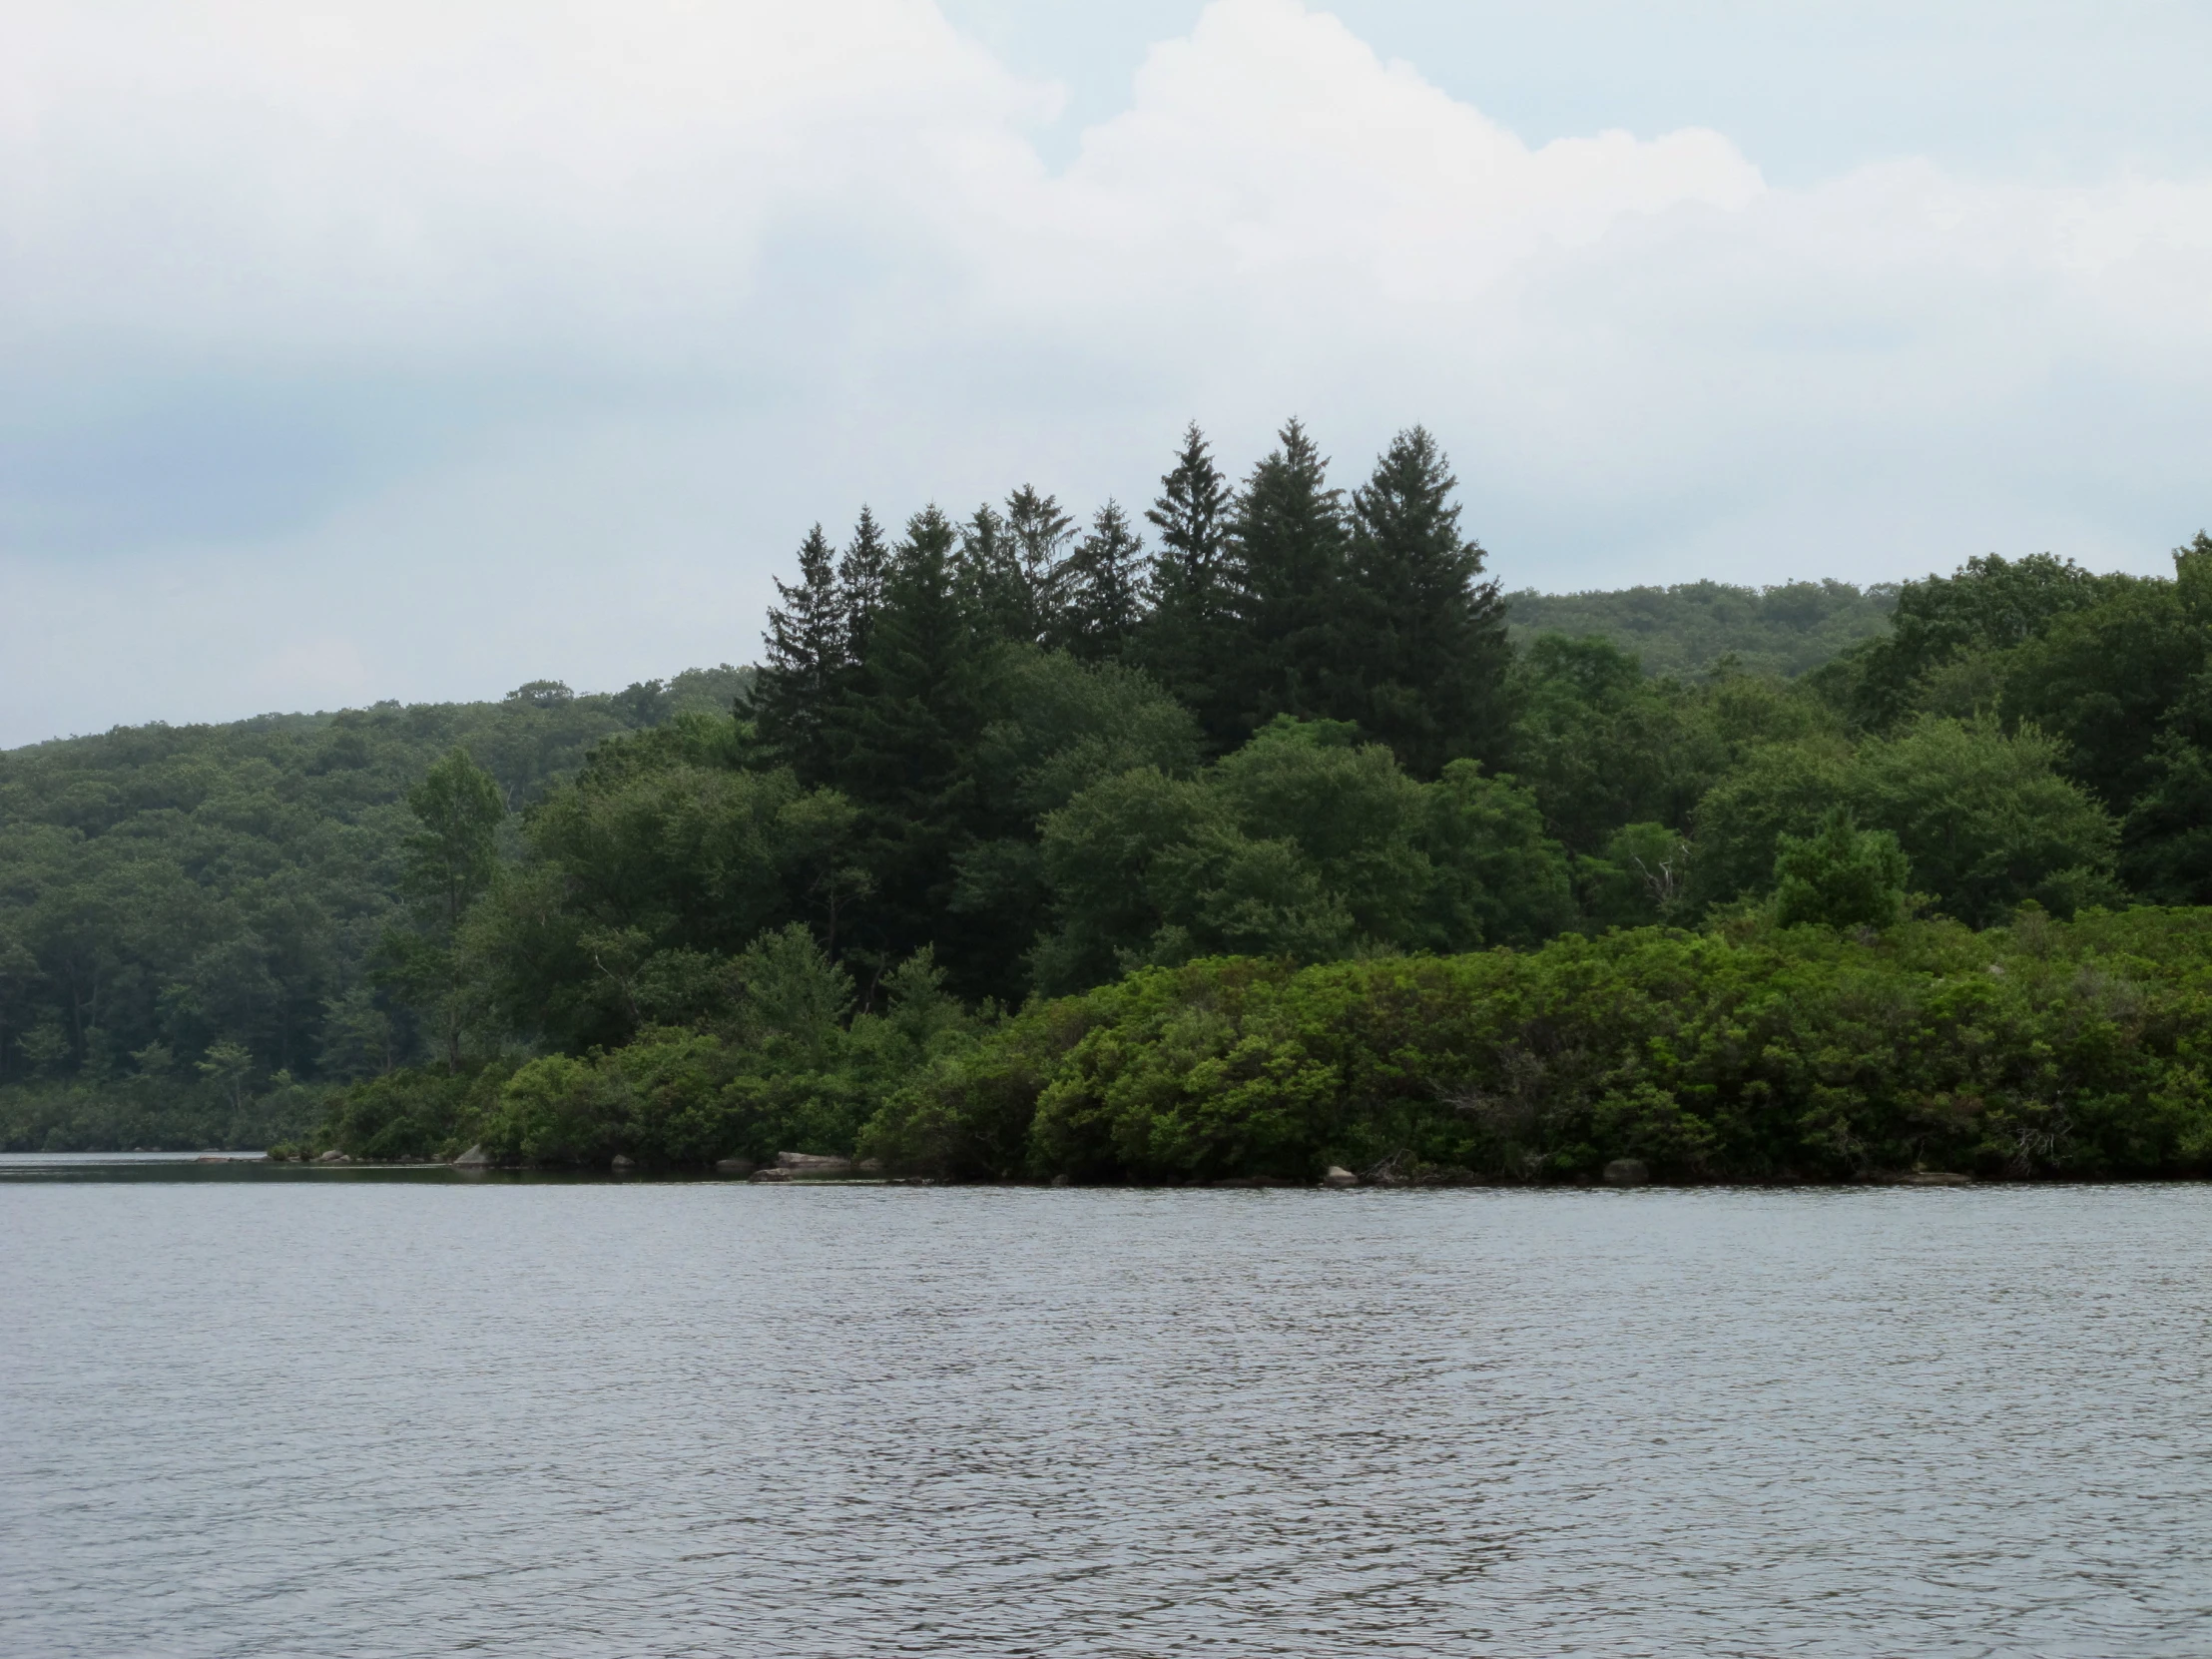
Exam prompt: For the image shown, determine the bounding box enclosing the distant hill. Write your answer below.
[0,666,750,1145]
[1505,580,1898,680]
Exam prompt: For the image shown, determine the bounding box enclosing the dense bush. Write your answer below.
[863,908,2212,1186]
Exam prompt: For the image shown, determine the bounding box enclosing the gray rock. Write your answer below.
[1602,1158,1650,1187]
[749,1167,793,1182]
[1050,1173,1071,1187]
[610,1154,637,1171]
[451,1144,492,1168]
[714,1157,756,1176]
[316,1151,351,1165]
[775,1152,853,1176]
[1321,1165,1359,1188]
[1899,1170,1971,1186]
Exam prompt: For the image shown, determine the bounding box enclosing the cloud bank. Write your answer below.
[5,0,2212,744]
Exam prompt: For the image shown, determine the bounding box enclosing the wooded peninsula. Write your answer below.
[5,420,2209,1183]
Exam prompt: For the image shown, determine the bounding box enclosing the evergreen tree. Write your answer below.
[1337,426,1513,776]
[1005,484,1077,644]
[954,503,1028,644]
[755,523,846,786]
[1056,500,1145,661]
[1138,422,1239,749]
[1224,418,1348,738]
[834,506,891,667]
[833,507,995,984]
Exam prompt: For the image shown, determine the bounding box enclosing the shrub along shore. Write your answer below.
[297,906,2212,1184]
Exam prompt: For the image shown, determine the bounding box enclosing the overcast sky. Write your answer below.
[6,0,2212,747]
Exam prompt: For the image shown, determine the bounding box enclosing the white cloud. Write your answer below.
[5,0,2212,745]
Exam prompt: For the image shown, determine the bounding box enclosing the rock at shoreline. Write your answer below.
[1892,1169,1971,1186]
[1321,1166,1358,1188]
[776,1152,853,1175]
[611,1154,637,1171]
[316,1150,351,1165]
[714,1157,756,1176]
[451,1145,491,1169]
[1602,1158,1650,1187]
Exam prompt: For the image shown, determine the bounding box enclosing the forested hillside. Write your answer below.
[1505,580,1897,679]
[0,669,747,1146]
[6,412,2209,1171]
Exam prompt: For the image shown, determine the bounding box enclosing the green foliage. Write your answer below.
[1689,718,2117,925]
[1334,426,1514,776]
[1771,811,1910,931]
[0,674,732,1132]
[1031,718,1569,989]
[867,910,2212,1185]
[1507,579,1898,680]
[1838,552,2126,733]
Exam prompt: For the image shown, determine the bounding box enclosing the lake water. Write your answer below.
[2,1165,2207,1657]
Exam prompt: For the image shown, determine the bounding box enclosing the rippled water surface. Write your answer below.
[3,1173,2208,1657]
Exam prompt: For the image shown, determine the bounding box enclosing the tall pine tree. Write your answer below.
[1055,500,1145,661]
[755,523,845,786]
[1224,418,1348,737]
[835,506,891,667]
[1337,426,1512,776]
[1005,484,1076,644]
[832,506,995,981]
[1138,422,1239,749]
[954,503,1028,643]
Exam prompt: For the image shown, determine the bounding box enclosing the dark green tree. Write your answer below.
[832,507,1000,989]
[755,524,847,787]
[1139,422,1240,749]
[1336,425,1513,776]
[954,504,1027,644]
[1056,500,1146,661]
[834,507,892,667]
[1223,418,1349,738]
[1842,552,2125,732]
[1005,485,1077,644]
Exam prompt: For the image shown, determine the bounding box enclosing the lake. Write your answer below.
[3,1163,2207,1657]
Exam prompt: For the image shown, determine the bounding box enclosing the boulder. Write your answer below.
[749,1167,793,1182]
[195,1155,230,1164]
[1601,1158,1650,1187]
[1321,1166,1359,1188]
[451,1145,492,1169]
[775,1152,853,1176]
[714,1157,756,1176]
[610,1154,637,1171]
[1899,1170,1971,1186]
[316,1150,351,1165]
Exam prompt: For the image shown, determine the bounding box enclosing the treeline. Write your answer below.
[300,418,2212,1177]
[9,410,2212,1171]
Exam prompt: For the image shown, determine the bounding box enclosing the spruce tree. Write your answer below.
[755,523,846,786]
[954,503,1027,644]
[833,506,993,980]
[1138,422,1239,748]
[1224,418,1348,736]
[835,506,890,666]
[1056,500,1145,661]
[1338,425,1513,776]
[1005,484,1076,644]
